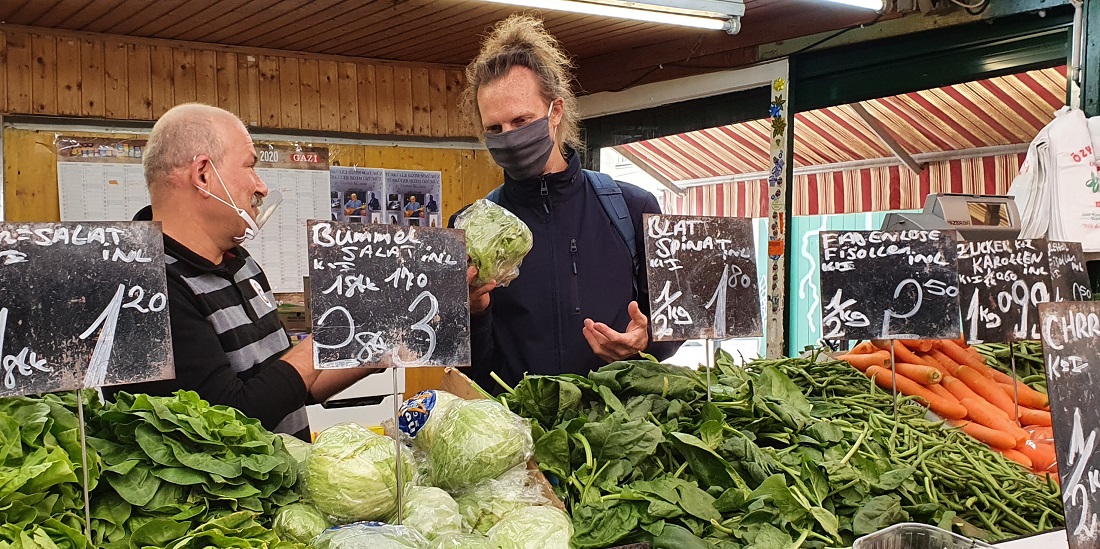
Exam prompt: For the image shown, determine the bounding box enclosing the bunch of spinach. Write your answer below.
[0,391,100,549]
[86,391,300,548]
[120,511,306,549]
[501,353,1063,549]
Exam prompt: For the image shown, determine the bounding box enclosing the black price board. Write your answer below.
[1039,301,1100,548]
[957,238,1051,343]
[818,230,962,340]
[1049,241,1093,302]
[0,222,173,397]
[307,221,470,368]
[643,215,761,341]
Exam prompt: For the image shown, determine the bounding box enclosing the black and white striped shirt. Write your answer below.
[107,207,310,439]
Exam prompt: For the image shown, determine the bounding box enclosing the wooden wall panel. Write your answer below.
[0,27,478,139]
[80,39,105,118]
[56,37,81,116]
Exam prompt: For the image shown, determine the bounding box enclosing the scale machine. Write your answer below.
[880,193,1022,241]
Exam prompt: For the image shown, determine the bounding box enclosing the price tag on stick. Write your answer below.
[0,221,173,397]
[307,221,470,369]
[957,238,1052,344]
[643,214,761,342]
[1039,301,1100,549]
[818,230,962,341]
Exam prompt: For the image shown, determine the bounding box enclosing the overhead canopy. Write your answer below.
[619,66,1066,217]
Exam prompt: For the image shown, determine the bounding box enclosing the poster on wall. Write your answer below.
[56,136,331,293]
[329,167,385,224]
[331,168,443,228]
[386,169,443,228]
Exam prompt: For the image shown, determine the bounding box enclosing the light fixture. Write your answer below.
[480,0,743,34]
[820,0,884,10]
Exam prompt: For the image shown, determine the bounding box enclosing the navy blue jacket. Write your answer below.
[455,150,682,391]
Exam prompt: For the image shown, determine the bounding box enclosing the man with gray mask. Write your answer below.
[453,15,681,391]
[106,103,379,440]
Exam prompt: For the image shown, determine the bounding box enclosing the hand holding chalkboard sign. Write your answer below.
[818,230,962,340]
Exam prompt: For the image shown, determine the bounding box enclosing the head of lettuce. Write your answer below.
[306,423,415,523]
[455,199,533,287]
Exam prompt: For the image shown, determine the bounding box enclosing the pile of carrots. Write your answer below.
[837,339,1057,477]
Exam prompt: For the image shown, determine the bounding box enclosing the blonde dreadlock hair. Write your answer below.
[464,14,582,152]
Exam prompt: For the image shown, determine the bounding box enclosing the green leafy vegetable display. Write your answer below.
[392,486,463,541]
[0,391,100,549]
[85,390,300,548]
[501,353,1064,548]
[454,199,534,287]
[278,433,313,497]
[274,504,331,544]
[306,423,415,523]
[487,506,573,549]
[452,466,550,535]
[311,523,427,549]
[420,399,533,491]
[126,511,306,549]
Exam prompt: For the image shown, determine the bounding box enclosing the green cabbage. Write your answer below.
[453,467,548,534]
[455,199,533,287]
[421,399,533,491]
[427,533,495,549]
[403,390,461,448]
[487,506,573,549]
[273,504,331,544]
[311,523,427,549]
[392,486,462,541]
[306,424,415,523]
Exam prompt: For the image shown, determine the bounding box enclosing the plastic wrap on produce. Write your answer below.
[273,503,331,544]
[391,486,463,541]
[428,533,497,549]
[453,466,550,535]
[454,199,533,287]
[306,423,415,523]
[418,398,533,491]
[487,506,573,549]
[311,522,428,549]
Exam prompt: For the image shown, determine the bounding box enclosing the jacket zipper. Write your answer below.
[542,176,564,371]
[570,238,581,315]
[540,179,550,213]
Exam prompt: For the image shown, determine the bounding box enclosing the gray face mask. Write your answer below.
[484,104,556,181]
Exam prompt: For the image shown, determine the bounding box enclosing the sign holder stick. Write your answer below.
[76,390,92,542]
[705,339,714,402]
[1010,343,1022,425]
[888,340,899,418]
[391,366,403,525]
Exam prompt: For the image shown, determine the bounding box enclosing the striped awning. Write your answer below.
[624,66,1066,217]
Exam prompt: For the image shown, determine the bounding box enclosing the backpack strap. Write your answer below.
[486,185,504,204]
[583,170,640,299]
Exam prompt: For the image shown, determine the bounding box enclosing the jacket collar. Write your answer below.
[501,147,583,208]
[135,205,242,275]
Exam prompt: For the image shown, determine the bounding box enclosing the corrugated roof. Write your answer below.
[619,66,1066,184]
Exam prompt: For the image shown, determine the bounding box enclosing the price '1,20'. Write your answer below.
[81,284,167,387]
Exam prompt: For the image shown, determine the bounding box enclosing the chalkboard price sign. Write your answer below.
[643,215,761,341]
[1048,241,1093,302]
[957,238,1051,344]
[818,230,962,340]
[1039,301,1100,548]
[307,221,470,368]
[0,222,173,397]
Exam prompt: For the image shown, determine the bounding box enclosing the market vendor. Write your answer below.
[456,15,681,390]
[106,103,380,440]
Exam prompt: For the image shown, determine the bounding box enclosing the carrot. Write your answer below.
[949,338,967,347]
[955,365,1017,417]
[1026,426,1054,441]
[894,362,942,385]
[1016,440,1058,472]
[837,351,890,372]
[959,397,1030,446]
[997,381,1050,410]
[901,339,935,353]
[942,377,994,414]
[940,340,992,372]
[928,349,963,376]
[949,420,1017,450]
[850,341,880,355]
[890,340,934,369]
[919,352,955,379]
[993,447,1034,469]
[986,367,1015,385]
[865,365,967,420]
[1018,407,1053,427]
[928,382,959,404]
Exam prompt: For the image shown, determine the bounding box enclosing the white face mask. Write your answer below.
[194,158,282,243]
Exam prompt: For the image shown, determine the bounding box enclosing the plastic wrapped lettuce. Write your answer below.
[455,199,533,287]
[399,390,462,446]
[311,523,427,549]
[279,433,313,495]
[307,423,415,523]
[428,533,495,549]
[392,486,462,541]
[273,503,331,544]
[488,506,573,549]
[453,466,549,534]
[420,399,533,490]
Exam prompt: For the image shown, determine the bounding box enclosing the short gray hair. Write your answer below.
[143,103,241,187]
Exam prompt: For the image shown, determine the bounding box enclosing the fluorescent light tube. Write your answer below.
[480,0,732,30]
[821,0,884,9]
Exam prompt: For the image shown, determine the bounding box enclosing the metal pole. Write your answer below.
[76,391,92,542]
[391,367,403,525]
